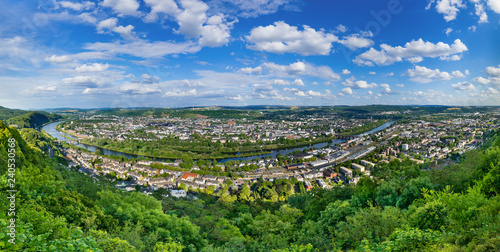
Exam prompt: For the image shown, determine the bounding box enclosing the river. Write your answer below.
[43,120,395,162]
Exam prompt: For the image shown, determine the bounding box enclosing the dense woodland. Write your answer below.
[1,109,500,251]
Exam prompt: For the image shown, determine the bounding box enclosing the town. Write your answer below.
[54,110,498,199]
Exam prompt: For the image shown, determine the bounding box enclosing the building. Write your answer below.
[339,166,353,178]
[169,190,187,198]
[402,144,409,151]
[351,163,365,172]
[360,160,375,168]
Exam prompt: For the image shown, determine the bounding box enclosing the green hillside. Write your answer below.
[6,111,62,129]
[1,119,500,251]
[0,106,28,121]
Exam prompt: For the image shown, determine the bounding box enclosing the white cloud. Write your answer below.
[45,54,72,63]
[120,83,162,94]
[164,88,198,97]
[144,0,180,22]
[396,84,405,87]
[84,39,201,58]
[451,81,476,91]
[246,21,338,56]
[75,63,109,72]
[144,0,234,47]
[474,1,489,23]
[228,94,243,100]
[340,87,353,95]
[434,0,465,21]
[485,64,500,77]
[369,71,376,75]
[182,79,205,87]
[342,78,377,89]
[101,0,141,17]
[141,74,160,84]
[407,66,466,83]
[342,69,351,75]
[339,33,374,50]
[241,66,263,74]
[252,84,291,100]
[474,76,491,85]
[336,24,348,33]
[262,61,341,81]
[444,28,453,36]
[59,1,95,11]
[387,72,395,76]
[469,25,477,32]
[293,79,305,86]
[487,0,500,13]
[97,18,136,40]
[273,79,290,85]
[63,75,100,87]
[354,39,468,66]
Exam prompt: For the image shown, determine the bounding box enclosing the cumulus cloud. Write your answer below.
[261,61,341,81]
[427,0,495,22]
[293,79,305,86]
[407,66,466,83]
[144,0,234,47]
[101,0,141,17]
[342,69,351,75]
[339,33,374,50]
[353,38,468,66]
[342,78,377,89]
[340,87,353,95]
[246,21,338,56]
[241,66,262,74]
[273,79,290,85]
[97,18,136,40]
[141,74,160,84]
[76,63,109,72]
[451,81,476,91]
[252,84,291,100]
[474,76,491,85]
[485,64,500,77]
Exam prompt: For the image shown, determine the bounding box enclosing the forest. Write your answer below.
[1,118,500,251]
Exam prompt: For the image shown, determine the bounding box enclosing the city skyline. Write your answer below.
[1,0,500,109]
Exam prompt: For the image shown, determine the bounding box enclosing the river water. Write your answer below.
[43,120,394,162]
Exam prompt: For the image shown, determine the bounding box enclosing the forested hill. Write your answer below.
[0,106,28,121]
[1,119,500,251]
[6,111,62,129]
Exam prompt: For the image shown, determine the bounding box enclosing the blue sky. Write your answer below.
[1,0,500,109]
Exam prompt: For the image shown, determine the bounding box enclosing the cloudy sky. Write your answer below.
[1,0,500,109]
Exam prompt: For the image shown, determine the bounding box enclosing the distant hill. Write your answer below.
[6,111,62,129]
[0,105,29,121]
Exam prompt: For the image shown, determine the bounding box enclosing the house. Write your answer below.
[169,190,187,198]
[317,179,327,188]
[194,178,205,185]
[323,169,337,179]
[304,181,313,190]
[180,172,199,181]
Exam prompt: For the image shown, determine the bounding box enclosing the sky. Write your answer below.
[1,0,500,109]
